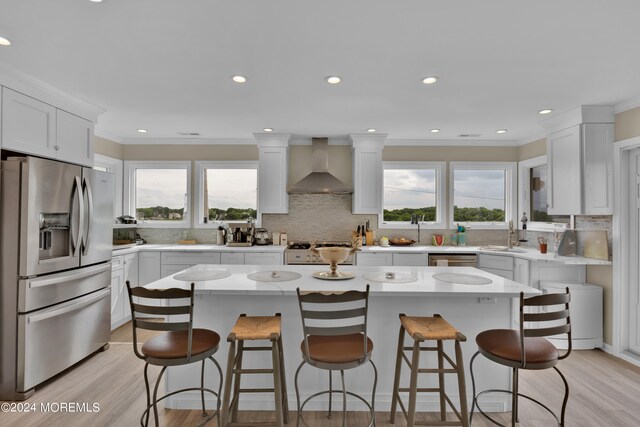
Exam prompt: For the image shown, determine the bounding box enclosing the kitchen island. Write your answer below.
[145,264,539,414]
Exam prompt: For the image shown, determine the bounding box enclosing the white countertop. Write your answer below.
[357,245,612,265]
[145,264,540,298]
[112,243,286,256]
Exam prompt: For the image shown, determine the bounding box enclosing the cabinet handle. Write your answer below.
[54,145,60,151]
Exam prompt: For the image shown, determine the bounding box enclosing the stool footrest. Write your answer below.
[226,422,278,427]
[398,387,442,393]
[238,346,273,351]
[237,387,277,393]
[414,421,465,426]
[418,368,458,374]
[233,368,274,374]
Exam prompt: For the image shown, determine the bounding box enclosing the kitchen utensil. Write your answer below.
[539,243,548,254]
[309,242,357,278]
[557,230,577,256]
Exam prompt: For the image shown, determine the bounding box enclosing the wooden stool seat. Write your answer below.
[141,329,221,359]
[390,313,469,427]
[301,333,374,364]
[400,315,462,341]
[221,314,288,427]
[230,315,282,341]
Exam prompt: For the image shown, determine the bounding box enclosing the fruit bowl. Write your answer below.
[389,238,416,246]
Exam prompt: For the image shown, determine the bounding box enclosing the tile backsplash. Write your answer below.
[136,193,611,256]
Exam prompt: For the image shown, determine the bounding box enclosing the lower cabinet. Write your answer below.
[392,253,428,266]
[244,252,284,265]
[355,252,393,266]
[478,254,514,280]
[111,253,139,331]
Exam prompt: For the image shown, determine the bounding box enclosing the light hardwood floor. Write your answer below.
[1,322,639,427]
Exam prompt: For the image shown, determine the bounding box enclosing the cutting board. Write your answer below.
[581,230,609,260]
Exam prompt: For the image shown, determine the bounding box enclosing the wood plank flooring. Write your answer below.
[1,322,639,426]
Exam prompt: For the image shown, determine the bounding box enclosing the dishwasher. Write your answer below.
[428,253,478,267]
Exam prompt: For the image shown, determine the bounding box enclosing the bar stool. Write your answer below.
[294,285,377,427]
[220,313,289,427]
[390,313,469,427]
[470,289,572,427]
[126,281,223,427]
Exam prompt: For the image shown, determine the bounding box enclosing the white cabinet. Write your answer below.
[393,253,428,266]
[479,254,514,280]
[221,252,245,265]
[513,258,529,286]
[244,252,284,265]
[1,87,95,167]
[56,109,94,167]
[2,87,56,158]
[256,134,290,214]
[139,252,161,285]
[546,123,613,215]
[110,253,138,330]
[350,135,385,214]
[355,252,393,266]
[160,251,221,277]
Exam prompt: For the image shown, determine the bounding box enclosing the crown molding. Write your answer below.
[515,131,547,146]
[538,105,614,134]
[94,128,123,144]
[615,95,640,114]
[120,137,258,145]
[0,63,106,123]
[384,138,518,147]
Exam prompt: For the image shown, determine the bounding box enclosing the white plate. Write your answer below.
[312,271,355,280]
[363,271,418,284]
[247,271,302,282]
[432,272,492,285]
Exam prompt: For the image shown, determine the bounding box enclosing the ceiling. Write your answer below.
[1,0,639,144]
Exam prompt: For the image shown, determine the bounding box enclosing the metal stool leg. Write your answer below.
[200,359,208,417]
[555,366,569,427]
[389,323,405,424]
[437,340,446,422]
[221,339,237,427]
[151,366,167,427]
[328,371,333,419]
[370,359,378,427]
[340,369,347,427]
[512,367,519,426]
[143,363,152,427]
[469,351,480,424]
[294,361,306,427]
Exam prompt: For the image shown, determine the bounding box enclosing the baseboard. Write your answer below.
[166,391,508,413]
[602,343,615,355]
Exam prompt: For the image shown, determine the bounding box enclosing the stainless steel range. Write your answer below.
[285,242,354,265]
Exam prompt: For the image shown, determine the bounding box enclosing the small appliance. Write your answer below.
[255,228,270,245]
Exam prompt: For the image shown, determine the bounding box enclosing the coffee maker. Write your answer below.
[225,221,255,247]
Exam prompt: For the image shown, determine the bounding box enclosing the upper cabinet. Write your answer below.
[0,82,100,167]
[543,106,614,215]
[350,134,386,214]
[255,133,290,214]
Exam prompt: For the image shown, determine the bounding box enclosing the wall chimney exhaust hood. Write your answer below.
[287,138,353,194]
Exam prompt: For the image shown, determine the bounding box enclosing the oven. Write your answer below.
[285,242,354,265]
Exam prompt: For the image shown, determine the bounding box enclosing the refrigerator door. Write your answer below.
[15,157,83,277]
[80,168,114,267]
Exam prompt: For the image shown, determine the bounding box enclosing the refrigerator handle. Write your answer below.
[70,176,84,257]
[81,176,93,255]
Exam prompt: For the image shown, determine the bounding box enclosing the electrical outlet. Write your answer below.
[478,297,497,304]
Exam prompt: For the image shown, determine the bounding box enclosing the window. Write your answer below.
[518,156,570,231]
[94,154,123,221]
[195,161,258,227]
[380,162,445,228]
[450,162,517,228]
[124,161,191,228]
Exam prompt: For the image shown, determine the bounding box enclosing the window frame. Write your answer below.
[449,161,517,230]
[123,160,192,228]
[194,160,260,228]
[518,155,571,232]
[379,161,446,229]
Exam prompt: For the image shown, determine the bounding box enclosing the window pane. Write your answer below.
[383,169,437,222]
[453,169,505,222]
[530,166,570,224]
[204,169,257,222]
[135,169,187,221]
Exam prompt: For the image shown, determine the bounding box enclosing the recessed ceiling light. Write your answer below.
[496,129,508,134]
[89,0,103,3]
[538,109,553,115]
[137,129,148,133]
[367,128,376,133]
[263,128,273,132]
[421,76,438,85]
[429,129,440,133]
[325,76,341,85]
[0,36,11,46]
[232,75,247,83]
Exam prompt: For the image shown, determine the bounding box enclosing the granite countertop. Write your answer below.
[145,264,540,298]
[112,244,287,256]
[357,245,612,265]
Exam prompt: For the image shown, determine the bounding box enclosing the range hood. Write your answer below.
[287,138,353,194]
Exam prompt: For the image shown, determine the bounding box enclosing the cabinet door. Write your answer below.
[110,268,125,330]
[221,252,245,265]
[161,264,192,277]
[547,126,582,214]
[161,251,221,265]
[2,87,56,158]
[258,147,288,213]
[352,146,383,214]
[583,123,614,214]
[56,110,94,167]
[244,252,284,265]
[138,252,161,285]
[356,252,393,266]
[481,267,514,281]
[122,254,138,317]
[392,253,428,266]
[513,258,529,285]
[478,254,513,271]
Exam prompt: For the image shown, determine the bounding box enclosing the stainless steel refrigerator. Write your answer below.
[0,156,113,400]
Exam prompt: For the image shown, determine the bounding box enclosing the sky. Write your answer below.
[136,169,257,210]
[383,169,505,210]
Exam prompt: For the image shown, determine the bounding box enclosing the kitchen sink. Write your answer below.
[480,246,527,253]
